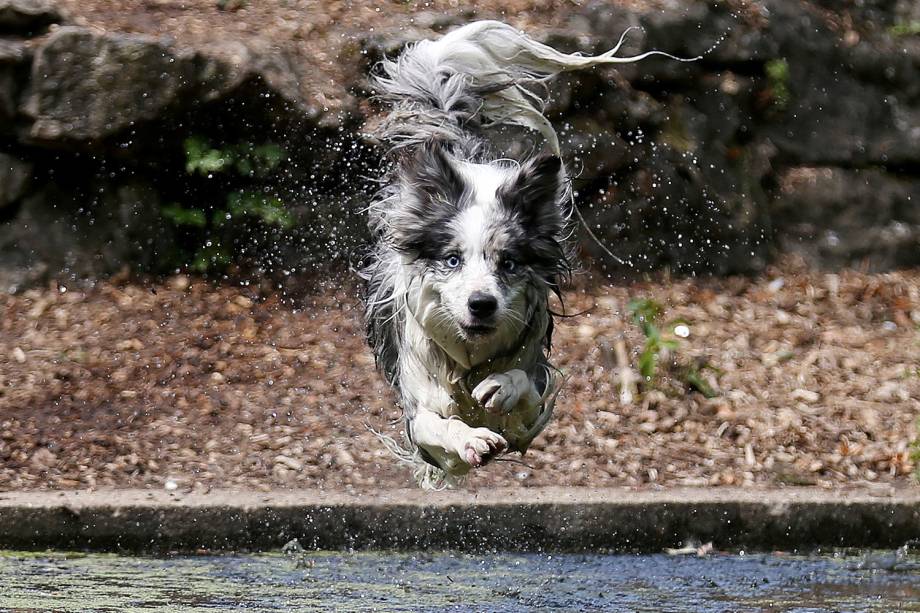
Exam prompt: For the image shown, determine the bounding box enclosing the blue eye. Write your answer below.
[445,254,461,269]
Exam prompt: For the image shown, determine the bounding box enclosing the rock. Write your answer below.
[578,1,645,57]
[847,38,920,97]
[0,151,31,209]
[896,0,920,21]
[352,26,434,74]
[22,27,317,144]
[0,38,27,64]
[748,3,920,168]
[0,179,174,291]
[581,139,772,275]
[0,0,915,283]
[0,0,63,35]
[599,86,666,131]
[559,115,630,178]
[635,0,831,65]
[110,182,175,272]
[23,27,213,142]
[772,167,920,269]
[760,64,920,167]
[23,28,192,142]
[0,39,29,129]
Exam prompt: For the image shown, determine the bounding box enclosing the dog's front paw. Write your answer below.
[472,369,532,414]
[459,428,507,467]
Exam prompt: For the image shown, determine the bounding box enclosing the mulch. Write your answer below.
[2,259,918,492]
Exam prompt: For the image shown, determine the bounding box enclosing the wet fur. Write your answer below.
[360,20,676,488]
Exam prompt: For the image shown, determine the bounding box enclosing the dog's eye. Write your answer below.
[445,254,461,269]
[502,258,517,273]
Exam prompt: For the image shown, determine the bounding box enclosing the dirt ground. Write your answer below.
[1,259,918,492]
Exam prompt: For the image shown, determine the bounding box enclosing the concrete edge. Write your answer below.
[0,487,917,553]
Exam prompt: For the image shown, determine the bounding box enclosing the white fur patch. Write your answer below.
[456,160,513,206]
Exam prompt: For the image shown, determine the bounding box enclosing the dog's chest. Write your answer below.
[443,370,537,449]
[446,382,491,422]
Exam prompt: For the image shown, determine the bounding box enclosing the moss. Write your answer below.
[765,58,791,110]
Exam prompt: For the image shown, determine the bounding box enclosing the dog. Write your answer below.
[361,21,686,488]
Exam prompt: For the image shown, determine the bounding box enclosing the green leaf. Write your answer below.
[765,58,791,109]
[184,136,232,175]
[890,21,920,37]
[227,191,294,228]
[161,204,207,227]
[628,297,663,326]
[252,143,285,172]
[638,349,656,381]
[234,156,254,177]
[191,243,231,272]
[211,210,231,227]
[183,135,207,161]
[184,136,284,177]
[684,369,718,398]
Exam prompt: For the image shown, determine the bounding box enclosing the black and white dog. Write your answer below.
[361,21,681,488]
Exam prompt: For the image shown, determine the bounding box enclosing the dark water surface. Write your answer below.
[1,549,918,612]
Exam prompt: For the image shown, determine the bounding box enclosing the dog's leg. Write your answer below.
[411,410,508,473]
[472,369,542,415]
[472,369,552,452]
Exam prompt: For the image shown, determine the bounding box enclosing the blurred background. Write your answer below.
[0,0,917,492]
[2,0,919,285]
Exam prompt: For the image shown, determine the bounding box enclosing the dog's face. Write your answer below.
[390,144,568,359]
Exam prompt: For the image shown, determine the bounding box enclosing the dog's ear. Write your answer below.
[404,141,467,208]
[499,153,564,237]
[391,142,468,257]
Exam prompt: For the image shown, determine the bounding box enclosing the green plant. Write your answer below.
[225,191,293,229]
[184,137,285,178]
[161,135,293,273]
[681,360,721,399]
[628,298,679,382]
[161,203,207,228]
[890,21,920,37]
[192,242,232,273]
[628,297,719,398]
[765,58,791,110]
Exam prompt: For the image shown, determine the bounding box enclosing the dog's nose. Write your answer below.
[468,292,498,319]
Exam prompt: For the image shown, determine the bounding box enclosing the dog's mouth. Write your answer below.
[459,322,496,337]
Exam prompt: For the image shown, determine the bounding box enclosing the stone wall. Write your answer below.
[1,0,918,289]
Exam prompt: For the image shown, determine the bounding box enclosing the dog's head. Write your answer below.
[389,143,570,358]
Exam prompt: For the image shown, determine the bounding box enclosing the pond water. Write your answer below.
[1,549,918,612]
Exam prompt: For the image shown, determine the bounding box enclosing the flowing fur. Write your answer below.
[362,20,686,488]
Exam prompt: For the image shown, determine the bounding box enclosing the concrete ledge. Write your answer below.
[0,487,917,553]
